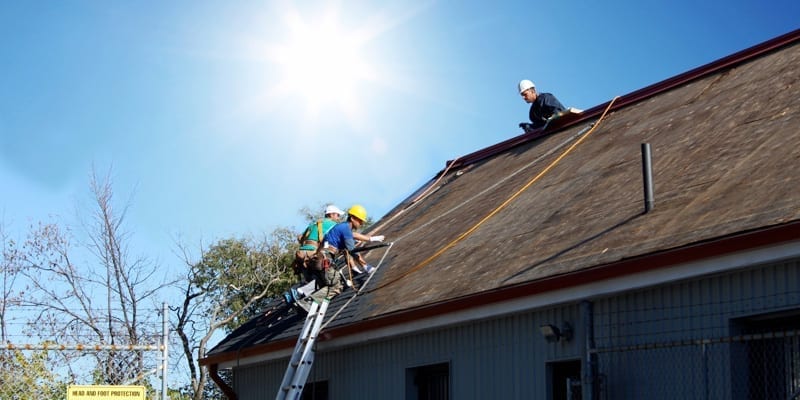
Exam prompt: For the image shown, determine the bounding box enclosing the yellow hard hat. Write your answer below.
[348,204,367,222]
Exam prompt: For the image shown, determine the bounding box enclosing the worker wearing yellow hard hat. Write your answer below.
[295,204,386,312]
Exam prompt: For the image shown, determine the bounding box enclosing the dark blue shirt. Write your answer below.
[324,222,355,252]
[529,93,565,128]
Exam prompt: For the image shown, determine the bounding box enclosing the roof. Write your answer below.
[203,28,800,366]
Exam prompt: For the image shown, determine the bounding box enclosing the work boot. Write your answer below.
[294,298,312,314]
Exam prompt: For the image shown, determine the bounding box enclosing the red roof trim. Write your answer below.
[449,28,800,170]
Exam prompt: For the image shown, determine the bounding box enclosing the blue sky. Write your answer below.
[1,0,798,269]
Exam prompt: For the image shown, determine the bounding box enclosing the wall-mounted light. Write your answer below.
[539,322,573,343]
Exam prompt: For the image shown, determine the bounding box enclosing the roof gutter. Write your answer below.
[202,219,800,367]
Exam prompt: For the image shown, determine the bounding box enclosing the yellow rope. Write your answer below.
[366,96,620,293]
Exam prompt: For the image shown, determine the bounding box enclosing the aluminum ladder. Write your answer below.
[275,299,329,400]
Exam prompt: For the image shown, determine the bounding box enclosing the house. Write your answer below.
[201,28,800,400]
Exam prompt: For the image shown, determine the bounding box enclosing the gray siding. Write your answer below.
[234,258,800,399]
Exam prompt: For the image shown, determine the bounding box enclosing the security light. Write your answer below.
[539,322,573,343]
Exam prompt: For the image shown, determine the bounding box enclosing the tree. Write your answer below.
[173,229,296,400]
[10,168,167,385]
[0,347,68,400]
[0,222,21,342]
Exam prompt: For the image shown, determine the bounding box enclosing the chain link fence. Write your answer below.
[1,305,169,400]
[591,330,800,399]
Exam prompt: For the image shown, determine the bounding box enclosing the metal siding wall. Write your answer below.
[593,259,800,399]
[230,259,800,399]
[233,310,583,400]
[234,361,284,400]
[594,259,800,347]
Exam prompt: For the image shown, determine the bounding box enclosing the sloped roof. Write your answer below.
[203,29,800,365]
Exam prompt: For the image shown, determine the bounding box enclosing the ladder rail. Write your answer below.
[275,301,320,400]
[275,300,329,400]
[285,300,328,399]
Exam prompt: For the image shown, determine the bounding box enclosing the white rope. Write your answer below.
[320,242,394,330]
[319,123,595,331]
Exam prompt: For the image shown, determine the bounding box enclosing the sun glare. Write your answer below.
[269,9,378,121]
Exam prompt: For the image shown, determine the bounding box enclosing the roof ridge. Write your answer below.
[447,28,800,171]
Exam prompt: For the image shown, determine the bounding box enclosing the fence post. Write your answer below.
[162,302,169,400]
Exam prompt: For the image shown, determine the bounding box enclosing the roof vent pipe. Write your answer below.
[641,143,654,213]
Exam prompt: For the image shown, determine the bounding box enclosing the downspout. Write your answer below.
[581,300,598,400]
[209,363,238,400]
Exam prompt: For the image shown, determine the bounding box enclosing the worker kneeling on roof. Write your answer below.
[518,79,565,132]
[293,204,344,284]
[296,204,385,313]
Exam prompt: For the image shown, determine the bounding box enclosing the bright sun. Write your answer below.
[268,8,378,122]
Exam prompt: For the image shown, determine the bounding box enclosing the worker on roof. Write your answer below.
[518,79,565,132]
[296,204,385,313]
[293,204,345,284]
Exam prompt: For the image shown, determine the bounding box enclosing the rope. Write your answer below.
[320,242,394,330]
[365,96,620,294]
[367,156,462,237]
[319,96,619,330]
[390,122,595,244]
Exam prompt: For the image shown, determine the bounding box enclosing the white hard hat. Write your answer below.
[324,205,345,216]
[518,79,535,94]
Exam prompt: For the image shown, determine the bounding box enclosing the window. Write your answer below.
[732,310,800,399]
[548,360,582,400]
[301,380,328,400]
[406,362,449,400]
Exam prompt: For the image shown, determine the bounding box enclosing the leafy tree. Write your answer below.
[0,348,68,400]
[173,229,296,400]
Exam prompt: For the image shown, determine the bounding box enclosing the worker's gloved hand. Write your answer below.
[519,122,533,132]
[369,235,385,243]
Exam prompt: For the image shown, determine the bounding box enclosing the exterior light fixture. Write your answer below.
[539,322,573,343]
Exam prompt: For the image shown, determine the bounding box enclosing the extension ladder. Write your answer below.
[275,299,329,400]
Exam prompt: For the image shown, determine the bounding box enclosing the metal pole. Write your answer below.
[162,302,169,400]
[641,143,655,213]
[582,300,597,400]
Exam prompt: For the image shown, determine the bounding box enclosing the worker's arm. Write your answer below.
[353,232,384,243]
[539,93,566,119]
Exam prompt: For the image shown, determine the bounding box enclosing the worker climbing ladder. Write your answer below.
[275,299,329,400]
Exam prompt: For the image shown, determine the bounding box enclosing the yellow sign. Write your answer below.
[67,385,146,399]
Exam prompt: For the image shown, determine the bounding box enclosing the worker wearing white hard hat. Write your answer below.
[296,204,386,312]
[293,204,346,283]
[518,79,565,132]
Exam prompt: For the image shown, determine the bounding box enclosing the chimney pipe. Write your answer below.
[641,143,654,213]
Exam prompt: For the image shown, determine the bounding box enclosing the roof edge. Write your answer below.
[201,219,800,367]
[326,220,800,336]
